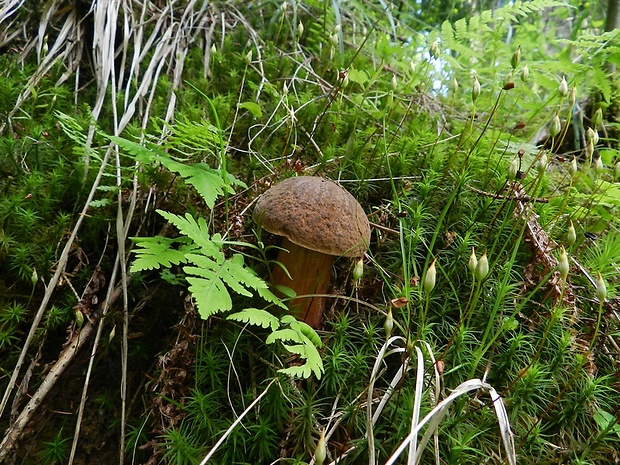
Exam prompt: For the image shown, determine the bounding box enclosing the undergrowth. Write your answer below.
[0,0,619,464]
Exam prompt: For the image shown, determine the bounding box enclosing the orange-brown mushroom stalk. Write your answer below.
[254,177,371,328]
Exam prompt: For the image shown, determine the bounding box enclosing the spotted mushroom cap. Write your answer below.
[253,176,371,257]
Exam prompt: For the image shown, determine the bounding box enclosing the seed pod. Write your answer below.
[384,307,394,340]
[558,247,569,283]
[392,74,398,90]
[75,309,84,329]
[353,257,364,282]
[536,153,548,175]
[315,429,327,465]
[520,64,529,82]
[451,77,458,93]
[244,49,253,65]
[511,46,521,70]
[569,157,578,177]
[569,85,576,106]
[596,272,606,303]
[594,156,603,174]
[558,76,568,97]
[508,158,518,180]
[429,39,440,58]
[468,248,478,276]
[586,127,599,145]
[567,221,576,246]
[585,138,594,164]
[475,253,489,281]
[503,72,514,88]
[593,108,603,128]
[424,259,437,294]
[298,21,304,38]
[549,114,561,138]
[210,44,217,54]
[472,76,481,103]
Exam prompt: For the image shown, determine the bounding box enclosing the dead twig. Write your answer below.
[0,285,124,462]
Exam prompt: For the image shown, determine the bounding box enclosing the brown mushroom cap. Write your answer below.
[254,176,371,257]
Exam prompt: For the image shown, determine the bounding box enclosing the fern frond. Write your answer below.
[266,328,303,345]
[130,236,194,271]
[266,324,324,379]
[109,134,246,209]
[226,308,280,331]
[281,316,323,348]
[280,342,324,379]
[440,0,566,46]
[155,160,244,209]
[157,211,222,256]
[187,275,233,316]
[163,118,221,154]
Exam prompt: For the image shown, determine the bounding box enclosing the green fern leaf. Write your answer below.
[280,342,324,379]
[186,253,252,297]
[281,316,323,348]
[184,252,286,318]
[130,236,193,271]
[163,118,221,152]
[592,67,612,103]
[187,275,233,317]
[278,364,314,379]
[109,135,246,209]
[157,211,222,257]
[226,308,280,331]
[257,287,288,309]
[156,159,241,209]
[266,328,301,345]
[108,135,158,161]
[441,0,566,49]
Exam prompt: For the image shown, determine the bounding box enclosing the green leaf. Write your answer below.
[108,135,160,161]
[157,211,222,256]
[279,342,324,379]
[593,409,620,438]
[186,254,252,299]
[227,308,280,331]
[130,236,190,271]
[279,364,315,379]
[282,316,322,347]
[187,275,232,318]
[89,199,112,208]
[257,286,288,309]
[347,68,369,85]
[238,101,263,118]
[109,134,246,209]
[159,160,235,209]
[266,328,301,345]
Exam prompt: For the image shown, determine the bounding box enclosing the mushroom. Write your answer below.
[253,176,371,327]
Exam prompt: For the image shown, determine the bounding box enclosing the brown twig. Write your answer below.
[0,285,123,462]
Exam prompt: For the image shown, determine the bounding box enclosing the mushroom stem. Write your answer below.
[271,237,334,328]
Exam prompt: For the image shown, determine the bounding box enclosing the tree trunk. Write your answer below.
[605,0,620,73]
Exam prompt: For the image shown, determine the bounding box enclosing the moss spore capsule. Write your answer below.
[424,259,437,294]
[558,247,569,283]
[475,253,489,281]
[468,248,478,275]
[596,272,607,303]
[567,221,576,246]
